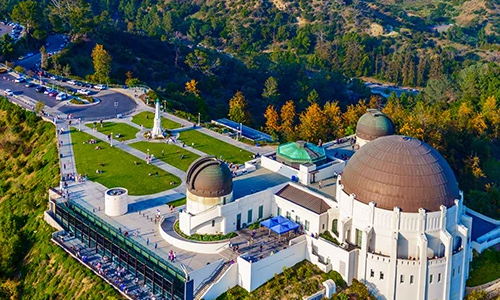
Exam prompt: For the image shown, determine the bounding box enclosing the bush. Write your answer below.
[69,99,85,105]
[173,221,236,241]
[14,66,25,73]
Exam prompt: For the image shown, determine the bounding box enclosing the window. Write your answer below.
[332,219,338,235]
[380,272,384,280]
[277,207,282,216]
[438,273,441,283]
[286,211,291,219]
[305,220,310,231]
[295,215,300,224]
[247,209,252,223]
[212,220,215,227]
[322,224,325,230]
[410,275,414,284]
[258,205,263,219]
[370,270,374,277]
[400,275,404,283]
[452,269,455,277]
[356,229,363,247]
[458,266,461,274]
[430,274,433,284]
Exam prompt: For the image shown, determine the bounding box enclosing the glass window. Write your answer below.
[247,209,252,223]
[212,220,215,227]
[438,273,441,283]
[380,272,384,280]
[295,215,300,224]
[258,205,263,219]
[370,270,374,277]
[277,207,282,216]
[356,229,363,247]
[286,211,291,219]
[332,219,338,235]
[400,275,404,283]
[410,275,414,284]
[305,220,310,231]
[430,274,433,284]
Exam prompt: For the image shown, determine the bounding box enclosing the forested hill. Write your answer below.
[0,97,121,299]
[1,0,500,125]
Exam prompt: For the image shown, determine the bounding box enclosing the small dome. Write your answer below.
[356,109,394,141]
[186,156,233,197]
[341,135,460,212]
[276,141,326,166]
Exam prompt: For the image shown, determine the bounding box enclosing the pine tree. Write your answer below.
[262,77,280,104]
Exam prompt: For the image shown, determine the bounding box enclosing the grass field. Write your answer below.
[71,129,180,195]
[179,130,253,164]
[467,248,500,287]
[129,141,199,171]
[131,111,180,129]
[85,121,139,141]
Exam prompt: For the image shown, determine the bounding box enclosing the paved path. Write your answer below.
[78,125,187,180]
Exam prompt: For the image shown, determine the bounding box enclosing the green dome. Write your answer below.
[356,109,394,141]
[276,141,326,166]
[186,156,233,197]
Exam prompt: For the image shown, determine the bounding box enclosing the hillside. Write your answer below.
[0,97,121,299]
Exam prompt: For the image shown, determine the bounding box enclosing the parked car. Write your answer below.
[43,89,51,95]
[67,79,76,85]
[35,86,46,93]
[48,91,58,97]
[4,89,13,96]
[25,82,35,88]
[94,84,106,90]
[85,83,93,89]
[77,89,91,95]
[14,77,25,83]
[56,93,67,100]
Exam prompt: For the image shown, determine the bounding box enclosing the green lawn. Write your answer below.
[131,111,181,129]
[129,141,199,171]
[467,248,500,287]
[71,129,180,195]
[168,197,186,207]
[85,122,139,141]
[179,130,253,164]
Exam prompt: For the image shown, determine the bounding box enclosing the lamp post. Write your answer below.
[198,112,200,127]
[147,148,150,156]
[78,118,81,131]
[110,132,113,147]
[114,102,118,118]
[163,100,167,112]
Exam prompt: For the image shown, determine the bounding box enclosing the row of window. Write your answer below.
[277,207,310,231]
[370,266,462,285]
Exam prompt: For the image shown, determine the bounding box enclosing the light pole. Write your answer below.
[110,132,113,147]
[114,102,118,118]
[163,100,166,112]
[78,118,81,131]
[147,149,150,156]
[198,112,200,126]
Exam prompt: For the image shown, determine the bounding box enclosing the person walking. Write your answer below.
[154,243,158,250]
[146,238,149,246]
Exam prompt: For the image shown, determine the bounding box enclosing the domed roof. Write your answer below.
[277,141,326,165]
[341,135,460,212]
[356,109,394,141]
[186,156,233,197]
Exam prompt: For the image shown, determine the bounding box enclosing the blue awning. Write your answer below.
[260,215,288,229]
[270,220,300,235]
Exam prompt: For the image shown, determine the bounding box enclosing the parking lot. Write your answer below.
[0,24,13,38]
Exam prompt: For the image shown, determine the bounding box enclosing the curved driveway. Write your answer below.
[0,75,137,120]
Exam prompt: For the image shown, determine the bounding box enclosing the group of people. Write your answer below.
[168,250,177,262]
[145,154,155,164]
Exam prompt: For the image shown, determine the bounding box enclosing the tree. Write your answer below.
[342,100,367,133]
[228,91,251,125]
[35,100,45,115]
[280,100,297,141]
[185,49,220,76]
[14,66,25,73]
[11,0,45,39]
[323,101,342,139]
[40,46,48,69]
[299,102,327,142]
[0,34,15,60]
[264,105,280,138]
[185,79,200,97]
[306,89,319,104]
[262,77,280,104]
[50,0,93,38]
[91,44,112,84]
[62,64,71,77]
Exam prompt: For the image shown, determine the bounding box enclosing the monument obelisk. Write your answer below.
[151,99,163,138]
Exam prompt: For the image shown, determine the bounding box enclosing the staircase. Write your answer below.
[194,261,233,300]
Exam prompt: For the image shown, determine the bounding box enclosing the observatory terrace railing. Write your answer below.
[52,199,191,300]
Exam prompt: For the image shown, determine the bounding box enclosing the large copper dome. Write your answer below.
[186,156,233,197]
[341,135,460,212]
[356,109,394,141]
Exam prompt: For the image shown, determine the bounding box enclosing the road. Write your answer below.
[16,34,66,69]
[364,82,419,98]
[0,74,137,119]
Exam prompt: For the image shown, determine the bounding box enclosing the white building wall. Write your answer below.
[201,263,239,300]
[188,259,224,292]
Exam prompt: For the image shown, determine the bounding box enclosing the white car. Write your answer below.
[67,80,76,85]
[77,89,91,95]
[4,89,13,96]
[43,89,51,95]
[94,84,106,90]
[14,77,25,83]
[56,93,67,100]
